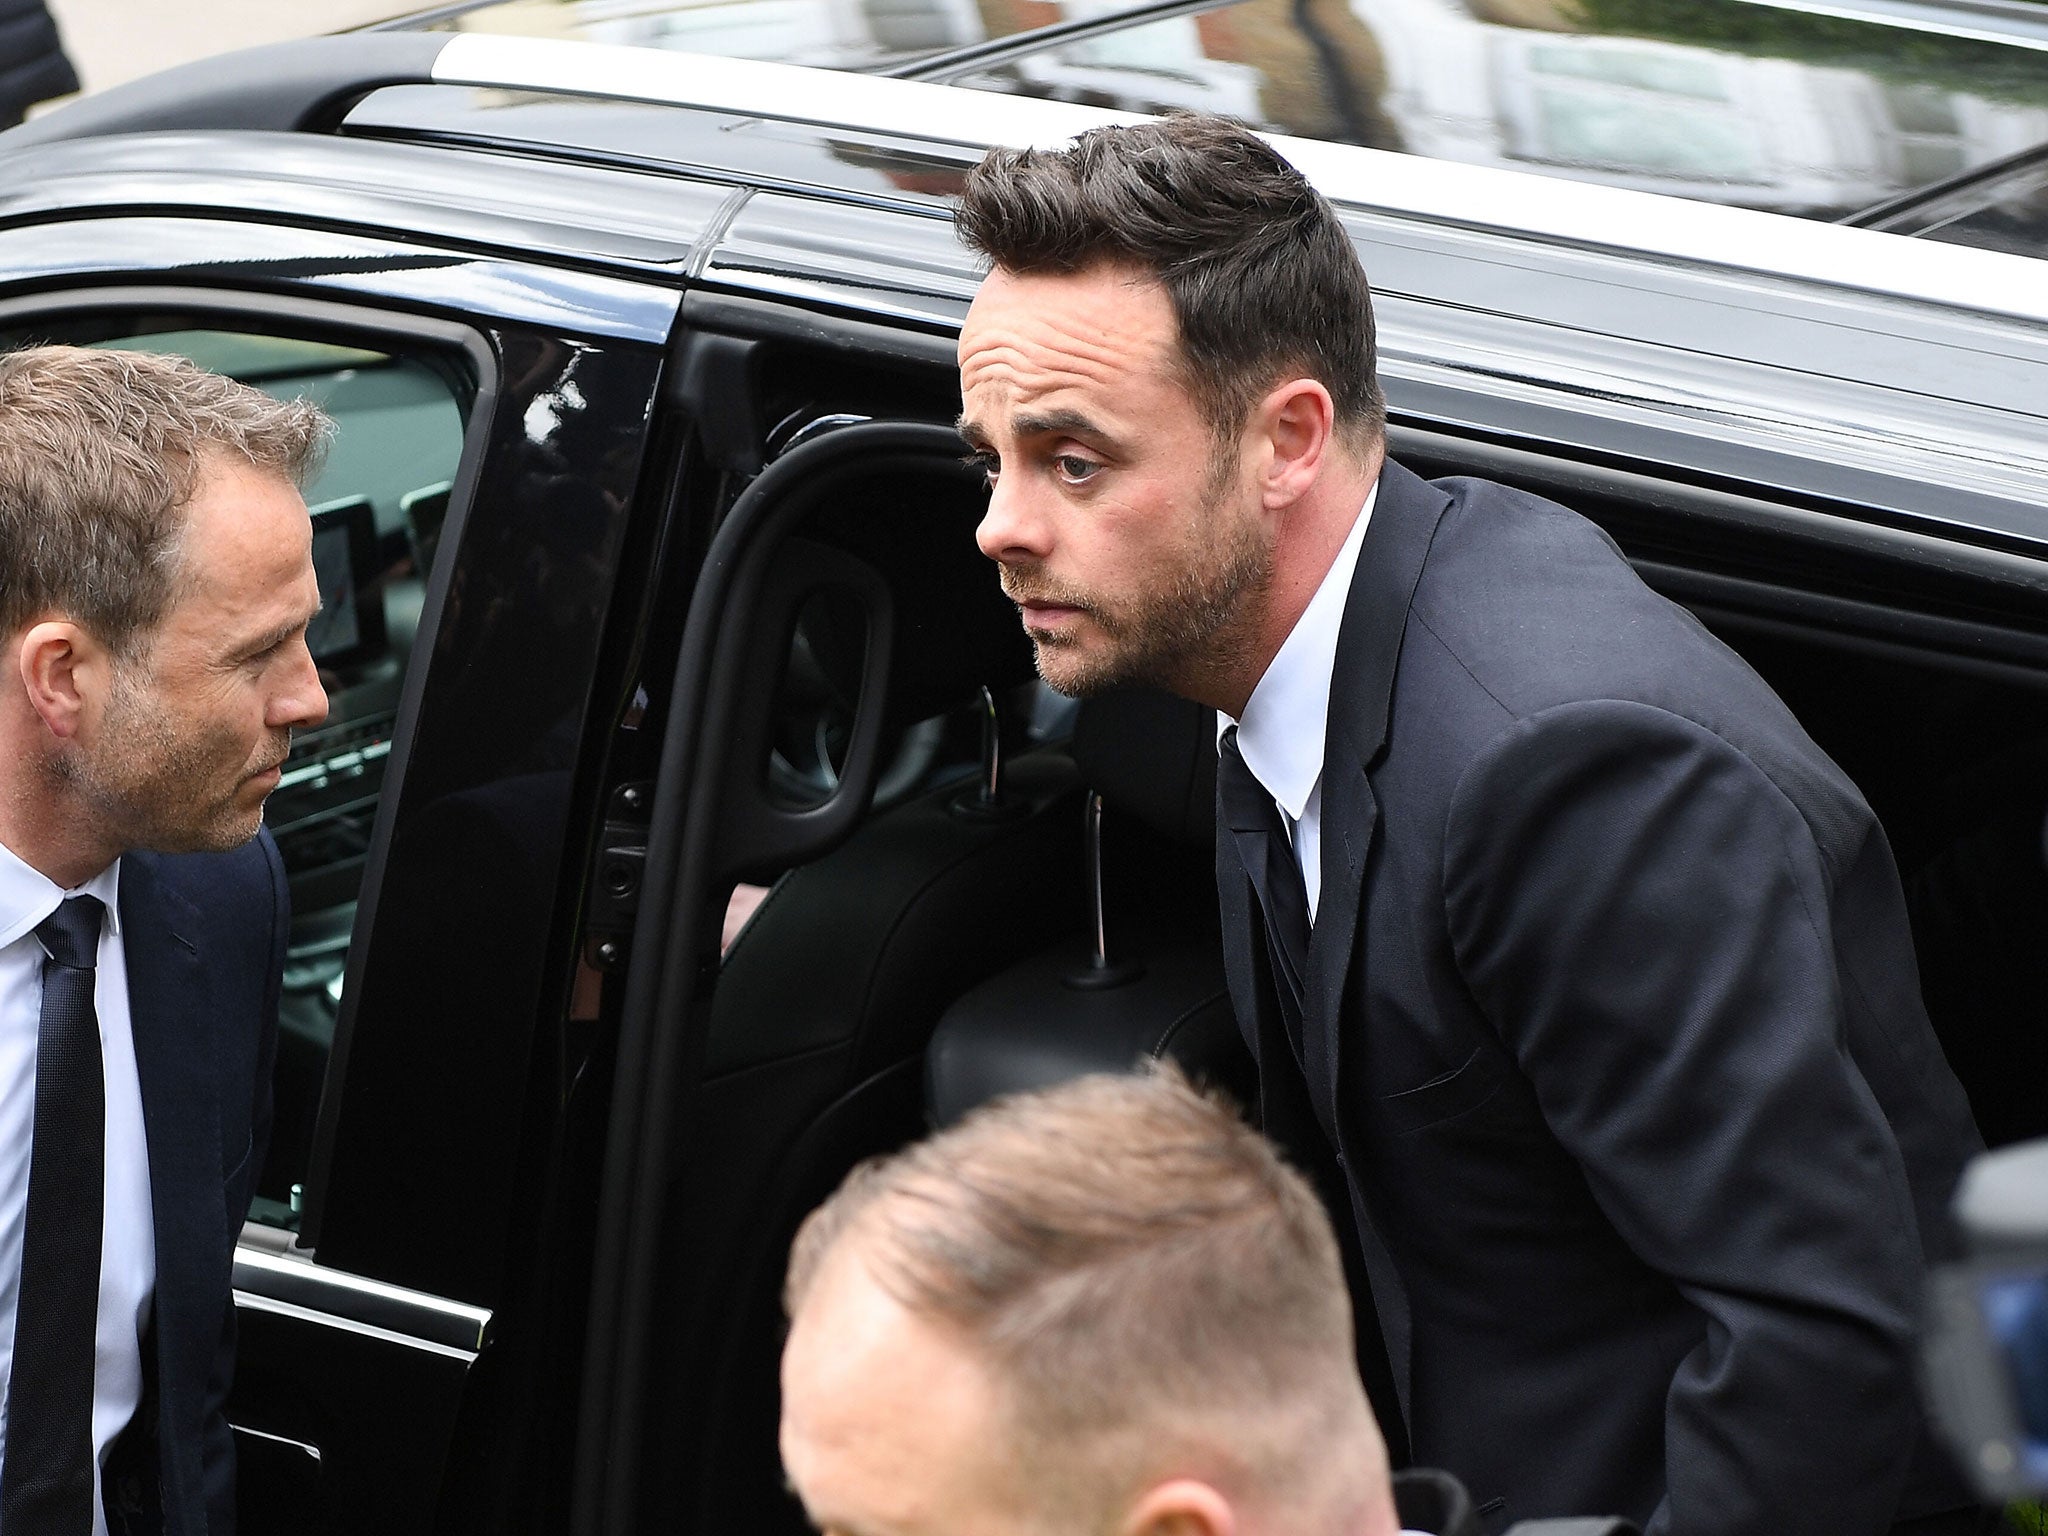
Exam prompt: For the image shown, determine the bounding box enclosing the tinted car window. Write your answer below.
[934,0,2048,225]
[2,317,471,1232]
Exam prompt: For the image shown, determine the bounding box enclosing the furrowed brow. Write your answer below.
[1013,407,1106,442]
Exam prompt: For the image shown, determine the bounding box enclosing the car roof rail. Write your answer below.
[8,28,2048,333]
[0,33,449,151]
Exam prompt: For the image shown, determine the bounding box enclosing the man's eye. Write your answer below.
[962,450,1000,485]
[1053,454,1099,481]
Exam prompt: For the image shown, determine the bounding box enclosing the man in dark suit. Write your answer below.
[955,115,1987,1534]
[0,344,329,1535]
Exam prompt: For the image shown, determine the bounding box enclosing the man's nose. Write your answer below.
[273,640,329,730]
[974,472,1051,565]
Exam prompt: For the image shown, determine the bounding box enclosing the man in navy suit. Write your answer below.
[956,116,1987,1533]
[0,344,329,1535]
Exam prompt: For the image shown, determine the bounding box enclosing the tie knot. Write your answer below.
[35,896,104,970]
[1217,726,1283,835]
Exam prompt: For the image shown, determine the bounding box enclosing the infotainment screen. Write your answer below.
[305,495,385,669]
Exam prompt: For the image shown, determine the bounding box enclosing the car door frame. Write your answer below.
[0,215,683,1532]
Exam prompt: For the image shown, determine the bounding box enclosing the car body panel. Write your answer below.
[0,134,724,291]
[384,0,2048,249]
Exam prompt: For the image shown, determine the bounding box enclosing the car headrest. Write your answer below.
[1072,688,1216,847]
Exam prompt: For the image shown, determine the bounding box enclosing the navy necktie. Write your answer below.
[1218,728,1310,1058]
[4,894,106,1536]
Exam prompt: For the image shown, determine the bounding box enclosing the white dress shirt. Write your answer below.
[1220,477,1380,921]
[0,839,156,1536]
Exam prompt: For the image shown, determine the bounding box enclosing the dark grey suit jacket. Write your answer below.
[106,830,283,1536]
[1218,460,1983,1535]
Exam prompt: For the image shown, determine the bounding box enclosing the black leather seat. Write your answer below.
[926,686,1256,1126]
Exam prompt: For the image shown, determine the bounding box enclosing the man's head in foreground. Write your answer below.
[0,344,331,886]
[955,114,1386,714]
[780,1068,1398,1536]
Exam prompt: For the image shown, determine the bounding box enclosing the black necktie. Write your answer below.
[4,894,106,1536]
[1218,728,1311,1057]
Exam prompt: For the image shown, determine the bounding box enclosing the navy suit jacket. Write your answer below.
[1218,461,1983,1535]
[106,830,283,1536]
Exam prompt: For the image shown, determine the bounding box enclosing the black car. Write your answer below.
[3,16,2048,1535]
[387,0,2048,253]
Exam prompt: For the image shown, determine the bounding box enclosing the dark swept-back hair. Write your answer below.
[957,112,1385,451]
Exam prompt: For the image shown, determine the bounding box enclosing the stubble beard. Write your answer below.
[56,663,283,856]
[1011,455,1274,701]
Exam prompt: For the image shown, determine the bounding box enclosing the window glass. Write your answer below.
[1,315,472,1232]
[407,0,1154,72]
[942,0,2048,222]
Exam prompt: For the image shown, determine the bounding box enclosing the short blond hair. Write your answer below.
[0,344,331,653]
[786,1067,1381,1522]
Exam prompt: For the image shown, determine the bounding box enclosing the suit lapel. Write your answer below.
[1300,460,1452,1431]
[1305,458,1453,1108]
[119,853,223,1523]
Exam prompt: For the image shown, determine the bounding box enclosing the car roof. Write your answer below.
[3,31,2046,548]
[16,28,2044,317]
[373,0,2048,254]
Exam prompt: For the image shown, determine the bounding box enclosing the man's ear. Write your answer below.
[1119,1478,1238,1536]
[1250,377,1337,514]
[18,621,99,741]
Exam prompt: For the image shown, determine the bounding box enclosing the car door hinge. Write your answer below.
[585,780,652,970]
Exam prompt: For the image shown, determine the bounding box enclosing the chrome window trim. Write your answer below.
[234,1230,492,1356]
[429,33,2048,329]
[232,1290,480,1363]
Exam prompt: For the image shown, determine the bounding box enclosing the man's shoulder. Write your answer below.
[1383,465,1761,728]
[124,826,284,931]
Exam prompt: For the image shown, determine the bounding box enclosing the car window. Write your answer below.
[0,315,471,1233]
[932,0,2048,227]
[399,0,1170,73]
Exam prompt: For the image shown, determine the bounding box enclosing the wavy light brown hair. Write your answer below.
[0,344,331,655]
[956,113,1385,454]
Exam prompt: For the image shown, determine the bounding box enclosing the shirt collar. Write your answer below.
[0,836,123,949]
[1219,476,1380,818]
